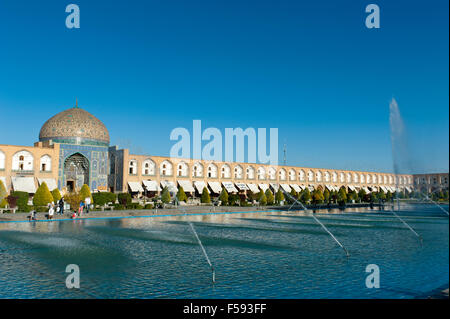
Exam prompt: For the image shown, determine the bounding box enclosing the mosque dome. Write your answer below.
[39,106,110,146]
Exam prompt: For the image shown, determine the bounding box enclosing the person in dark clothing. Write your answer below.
[59,198,65,215]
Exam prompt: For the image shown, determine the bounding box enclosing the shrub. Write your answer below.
[93,192,117,206]
[301,188,311,204]
[51,188,62,203]
[33,182,54,207]
[161,187,171,204]
[312,189,324,204]
[228,194,240,206]
[127,203,143,210]
[219,188,229,205]
[144,203,154,209]
[200,187,211,204]
[6,195,17,209]
[265,189,274,205]
[64,192,82,210]
[0,180,7,208]
[11,191,29,211]
[337,187,347,204]
[118,192,132,206]
[113,203,125,210]
[323,188,330,203]
[80,184,93,202]
[177,186,188,202]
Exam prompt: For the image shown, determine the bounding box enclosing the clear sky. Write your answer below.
[0,0,448,174]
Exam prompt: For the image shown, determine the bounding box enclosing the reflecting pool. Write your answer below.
[0,205,448,298]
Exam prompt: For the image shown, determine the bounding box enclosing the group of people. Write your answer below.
[28,196,92,221]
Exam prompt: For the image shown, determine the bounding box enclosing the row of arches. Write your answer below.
[0,150,52,172]
[127,158,412,185]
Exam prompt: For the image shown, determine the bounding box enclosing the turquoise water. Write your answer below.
[0,205,448,299]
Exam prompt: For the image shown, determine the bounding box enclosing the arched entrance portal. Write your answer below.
[64,153,89,192]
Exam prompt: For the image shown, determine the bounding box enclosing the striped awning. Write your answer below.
[290,184,302,192]
[161,180,178,193]
[270,183,279,192]
[280,184,291,193]
[258,184,269,192]
[222,181,238,193]
[235,183,249,191]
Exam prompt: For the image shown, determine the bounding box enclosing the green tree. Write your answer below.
[323,188,330,203]
[312,189,324,204]
[370,192,377,203]
[265,189,274,205]
[275,189,284,204]
[64,191,82,210]
[337,187,347,204]
[80,184,93,202]
[0,180,7,208]
[161,186,171,204]
[51,188,62,203]
[301,188,312,204]
[218,188,229,205]
[358,189,367,202]
[33,182,54,207]
[290,189,298,200]
[200,187,211,203]
[377,189,386,201]
[228,194,240,206]
[177,186,188,202]
[258,189,267,206]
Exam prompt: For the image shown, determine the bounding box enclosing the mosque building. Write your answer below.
[0,105,448,198]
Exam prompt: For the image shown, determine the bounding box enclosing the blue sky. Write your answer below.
[0,0,448,174]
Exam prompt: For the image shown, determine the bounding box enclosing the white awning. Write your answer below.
[280,184,291,193]
[222,181,238,193]
[363,186,371,193]
[235,182,249,191]
[143,180,161,192]
[371,186,378,192]
[405,186,412,193]
[178,180,195,192]
[258,183,269,192]
[333,186,340,191]
[161,180,178,193]
[348,185,356,191]
[298,185,306,191]
[307,185,315,191]
[247,183,259,193]
[290,184,302,192]
[380,186,388,193]
[208,181,222,194]
[128,181,144,192]
[194,181,209,193]
[11,176,36,193]
[325,184,333,191]
[270,183,279,192]
[37,178,57,191]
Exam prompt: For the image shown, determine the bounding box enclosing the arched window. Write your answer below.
[346,173,351,183]
[316,171,322,182]
[129,160,137,175]
[234,165,243,179]
[12,150,34,171]
[353,173,358,183]
[279,168,287,181]
[177,162,188,177]
[192,162,203,178]
[40,155,52,172]
[383,175,387,184]
[160,160,173,176]
[367,174,371,184]
[207,163,217,178]
[324,171,330,182]
[288,169,296,181]
[360,174,365,184]
[221,164,231,178]
[0,150,5,170]
[268,167,276,180]
[308,170,314,182]
[142,159,156,175]
[340,172,345,183]
[246,166,255,179]
[389,175,394,184]
[299,170,305,182]
[332,172,338,183]
[257,167,266,180]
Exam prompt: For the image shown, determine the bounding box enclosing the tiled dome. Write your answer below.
[39,107,110,145]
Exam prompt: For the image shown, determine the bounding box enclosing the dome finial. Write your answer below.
[75,98,78,108]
